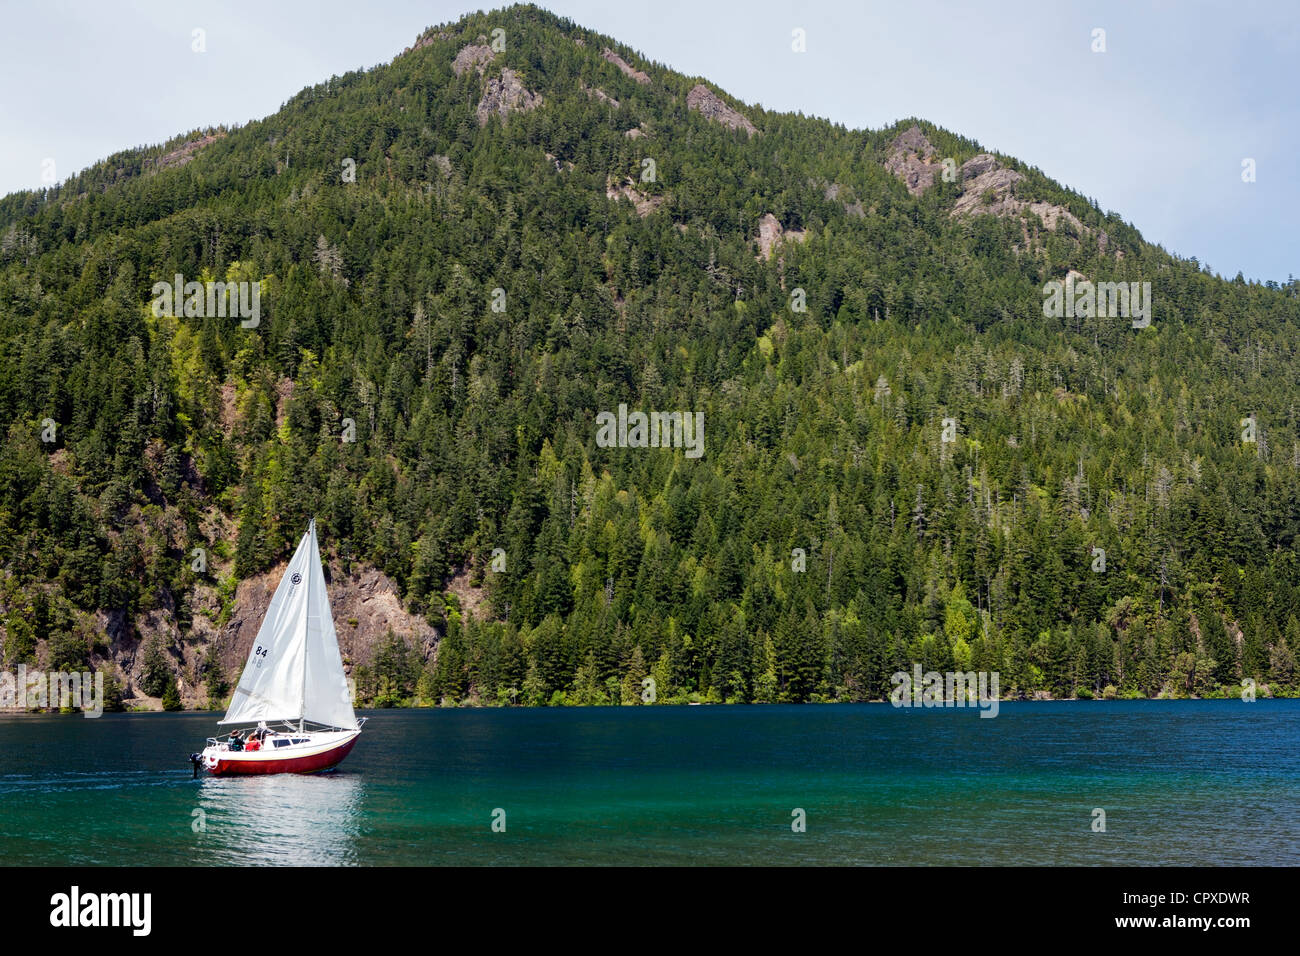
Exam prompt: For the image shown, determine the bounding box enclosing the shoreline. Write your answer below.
[3,693,1296,716]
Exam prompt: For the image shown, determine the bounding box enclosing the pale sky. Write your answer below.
[0,0,1294,282]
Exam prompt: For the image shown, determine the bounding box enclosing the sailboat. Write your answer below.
[190,519,364,776]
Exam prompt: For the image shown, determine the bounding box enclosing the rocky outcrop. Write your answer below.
[581,82,620,108]
[686,84,757,136]
[81,548,439,711]
[755,213,806,261]
[1025,201,1084,233]
[601,47,650,84]
[883,125,1093,244]
[452,43,496,76]
[401,29,450,56]
[823,181,865,217]
[606,175,664,217]
[951,158,1025,217]
[952,155,1085,233]
[148,133,225,172]
[883,126,941,195]
[444,566,489,622]
[217,562,438,683]
[957,152,999,180]
[451,41,541,126]
[476,68,542,125]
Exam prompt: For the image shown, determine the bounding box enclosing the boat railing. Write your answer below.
[203,718,364,750]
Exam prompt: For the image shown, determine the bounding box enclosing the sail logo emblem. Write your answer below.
[291,573,302,586]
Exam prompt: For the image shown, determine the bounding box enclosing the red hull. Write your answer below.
[209,735,358,776]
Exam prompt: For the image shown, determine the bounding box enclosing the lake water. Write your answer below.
[1,701,1297,865]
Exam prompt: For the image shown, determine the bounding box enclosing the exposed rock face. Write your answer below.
[756,214,783,259]
[149,133,224,172]
[1026,201,1083,233]
[217,562,439,691]
[755,213,806,260]
[402,29,450,56]
[686,84,757,136]
[624,126,646,139]
[451,41,541,126]
[958,152,999,180]
[219,382,237,436]
[823,181,864,217]
[884,126,940,194]
[452,43,496,76]
[891,125,933,154]
[951,162,1025,217]
[606,175,664,217]
[952,156,1085,233]
[98,555,438,711]
[601,47,650,84]
[273,377,294,431]
[476,68,542,125]
[883,125,1093,244]
[581,82,619,108]
[444,566,489,622]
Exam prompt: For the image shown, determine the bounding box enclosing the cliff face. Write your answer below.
[103,558,438,711]
[882,124,1098,252]
[685,83,757,136]
[217,562,439,692]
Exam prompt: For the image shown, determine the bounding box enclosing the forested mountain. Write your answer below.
[2,4,1298,710]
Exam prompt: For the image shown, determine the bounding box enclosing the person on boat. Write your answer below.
[245,733,261,752]
[229,730,244,752]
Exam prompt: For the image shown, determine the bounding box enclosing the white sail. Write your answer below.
[299,520,359,730]
[220,520,358,730]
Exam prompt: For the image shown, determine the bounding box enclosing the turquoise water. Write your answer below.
[1,701,1297,865]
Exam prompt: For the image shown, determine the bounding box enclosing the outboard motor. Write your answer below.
[189,752,204,778]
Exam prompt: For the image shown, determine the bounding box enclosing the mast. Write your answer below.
[300,518,313,734]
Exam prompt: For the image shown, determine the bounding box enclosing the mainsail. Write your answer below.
[220,520,358,730]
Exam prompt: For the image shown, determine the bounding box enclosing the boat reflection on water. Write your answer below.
[193,770,365,866]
